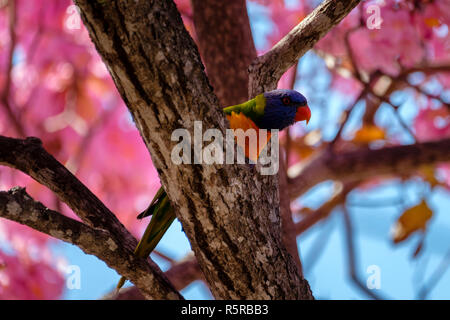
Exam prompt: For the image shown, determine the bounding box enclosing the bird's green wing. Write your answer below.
[137,186,166,219]
[222,93,266,122]
[116,188,176,291]
[133,195,175,258]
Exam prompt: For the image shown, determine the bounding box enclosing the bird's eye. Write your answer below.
[282,97,291,105]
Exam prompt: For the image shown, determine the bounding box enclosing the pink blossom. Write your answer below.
[0,250,65,299]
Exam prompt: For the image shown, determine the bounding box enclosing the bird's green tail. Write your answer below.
[116,187,176,291]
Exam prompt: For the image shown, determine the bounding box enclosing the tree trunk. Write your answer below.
[74,0,312,299]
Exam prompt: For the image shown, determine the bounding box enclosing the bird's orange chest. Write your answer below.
[227,112,271,162]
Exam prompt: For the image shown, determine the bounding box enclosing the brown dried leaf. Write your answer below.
[353,125,385,144]
[392,200,433,244]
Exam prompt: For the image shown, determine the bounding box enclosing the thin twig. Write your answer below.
[347,198,403,208]
[303,217,334,273]
[342,205,385,299]
[296,182,345,234]
[329,87,368,148]
[369,90,417,141]
[153,250,176,265]
[418,248,450,299]
[344,25,364,83]
[248,0,362,94]
[408,83,450,109]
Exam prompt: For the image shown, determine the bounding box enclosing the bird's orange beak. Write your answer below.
[295,105,311,124]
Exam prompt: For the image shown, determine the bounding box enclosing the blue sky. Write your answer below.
[55,1,450,300]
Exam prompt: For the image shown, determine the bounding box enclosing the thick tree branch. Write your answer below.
[191,0,256,105]
[0,187,182,299]
[248,0,362,95]
[289,138,450,199]
[104,254,205,300]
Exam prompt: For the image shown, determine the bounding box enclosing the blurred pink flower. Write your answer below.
[0,249,65,300]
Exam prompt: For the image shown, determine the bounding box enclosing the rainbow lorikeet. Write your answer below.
[116,89,310,290]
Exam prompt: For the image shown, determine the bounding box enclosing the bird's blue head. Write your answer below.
[254,89,311,130]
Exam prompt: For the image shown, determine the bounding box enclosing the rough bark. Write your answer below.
[191,0,256,105]
[0,186,182,300]
[289,138,450,199]
[248,0,362,95]
[104,254,204,300]
[74,0,312,299]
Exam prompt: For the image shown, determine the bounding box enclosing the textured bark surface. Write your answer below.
[191,0,256,105]
[74,0,312,299]
[104,254,203,300]
[249,0,362,95]
[289,138,450,198]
